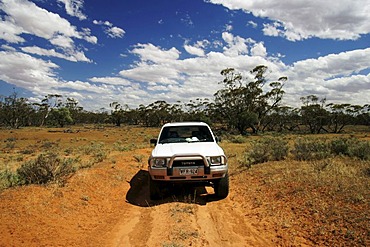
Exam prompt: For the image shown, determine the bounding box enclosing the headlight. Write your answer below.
[151,158,167,167]
[209,156,224,165]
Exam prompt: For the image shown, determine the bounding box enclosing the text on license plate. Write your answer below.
[179,168,198,175]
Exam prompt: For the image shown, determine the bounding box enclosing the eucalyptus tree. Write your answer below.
[0,92,34,128]
[109,101,128,127]
[300,95,329,133]
[214,65,286,134]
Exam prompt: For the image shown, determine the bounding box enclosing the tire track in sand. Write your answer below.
[195,197,271,247]
[109,205,153,247]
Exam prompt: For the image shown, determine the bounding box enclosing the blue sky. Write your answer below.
[0,0,369,111]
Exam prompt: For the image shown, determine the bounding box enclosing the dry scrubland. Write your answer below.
[0,125,369,246]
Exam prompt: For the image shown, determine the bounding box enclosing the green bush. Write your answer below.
[330,137,370,160]
[291,137,331,161]
[80,141,105,155]
[330,137,351,156]
[246,137,289,165]
[0,169,20,189]
[17,153,76,185]
[347,140,370,160]
[229,135,248,144]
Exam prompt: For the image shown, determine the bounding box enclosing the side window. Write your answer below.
[199,126,214,142]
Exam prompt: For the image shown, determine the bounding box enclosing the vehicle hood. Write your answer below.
[151,142,225,157]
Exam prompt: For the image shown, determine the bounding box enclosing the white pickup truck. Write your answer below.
[148,122,229,200]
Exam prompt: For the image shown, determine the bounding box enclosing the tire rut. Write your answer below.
[195,198,271,247]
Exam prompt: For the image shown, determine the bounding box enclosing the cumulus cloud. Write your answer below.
[290,48,370,79]
[184,40,210,57]
[0,0,96,63]
[118,39,283,104]
[0,0,96,43]
[0,18,25,43]
[250,42,267,57]
[116,38,370,109]
[282,48,370,106]
[130,43,181,64]
[57,0,87,20]
[208,0,370,40]
[0,51,59,89]
[184,45,205,57]
[222,32,250,56]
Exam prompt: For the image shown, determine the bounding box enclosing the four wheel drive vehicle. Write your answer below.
[148,122,229,200]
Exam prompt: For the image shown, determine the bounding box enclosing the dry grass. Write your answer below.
[225,134,370,246]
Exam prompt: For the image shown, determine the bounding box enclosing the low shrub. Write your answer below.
[0,169,20,189]
[291,137,331,161]
[330,137,370,160]
[17,153,76,185]
[229,135,248,144]
[246,137,289,165]
[80,141,105,155]
[330,137,351,156]
[347,139,370,160]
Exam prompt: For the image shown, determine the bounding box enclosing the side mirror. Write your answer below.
[215,136,221,143]
[150,139,157,146]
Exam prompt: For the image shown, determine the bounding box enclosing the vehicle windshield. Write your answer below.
[158,125,214,144]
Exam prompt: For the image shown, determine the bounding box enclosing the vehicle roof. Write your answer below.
[162,122,209,127]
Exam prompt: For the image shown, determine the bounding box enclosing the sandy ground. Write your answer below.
[0,148,311,247]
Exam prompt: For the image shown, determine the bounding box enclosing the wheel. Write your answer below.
[149,176,161,200]
[214,173,229,199]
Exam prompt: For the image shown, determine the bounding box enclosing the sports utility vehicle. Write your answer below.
[148,122,229,200]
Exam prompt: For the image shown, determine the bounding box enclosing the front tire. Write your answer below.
[214,173,229,199]
[149,176,161,200]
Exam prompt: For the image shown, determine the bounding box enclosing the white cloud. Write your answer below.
[290,48,370,79]
[0,51,59,89]
[222,32,249,56]
[184,44,205,56]
[57,0,87,20]
[106,26,125,38]
[0,0,97,63]
[120,63,181,85]
[282,48,370,106]
[93,19,125,38]
[250,42,267,57]
[225,24,233,31]
[116,40,370,110]
[0,0,95,41]
[0,18,25,43]
[247,21,258,28]
[130,43,181,64]
[183,40,209,57]
[208,0,370,40]
[93,20,113,27]
[50,35,74,49]
[1,44,16,52]
[21,46,92,63]
[262,22,281,37]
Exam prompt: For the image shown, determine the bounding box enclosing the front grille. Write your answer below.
[172,159,205,167]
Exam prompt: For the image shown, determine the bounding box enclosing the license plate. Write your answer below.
[179,168,198,175]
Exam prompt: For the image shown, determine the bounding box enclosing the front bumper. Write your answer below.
[148,153,228,181]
